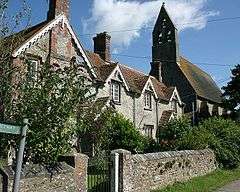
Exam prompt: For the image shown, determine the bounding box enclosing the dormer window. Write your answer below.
[144,91,152,109]
[111,81,121,103]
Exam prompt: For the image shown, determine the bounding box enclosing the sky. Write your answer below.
[7,0,240,89]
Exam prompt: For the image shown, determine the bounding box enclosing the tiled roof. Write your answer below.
[85,50,106,67]
[86,51,172,101]
[159,110,174,125]
[179,57,222,103]
[150,77,169,101]
[85,51,117,81]
[119,64,149,94]
[163,87,175,101]
[4,21,49,51]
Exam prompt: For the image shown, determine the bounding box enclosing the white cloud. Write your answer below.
[83,0,219,48]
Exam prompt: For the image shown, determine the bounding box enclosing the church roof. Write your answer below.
[179,57,222,103]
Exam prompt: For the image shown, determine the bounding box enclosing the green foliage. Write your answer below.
[178,117,240,168]
[105,113,147,153]
[154,168,240,192]
[0,0,31,160]
[222,64,240,112]
[2,58,92,165]
[78,110,147,154]
[158,116,240,168]
[158,116,192,150]
[26,61,91,164]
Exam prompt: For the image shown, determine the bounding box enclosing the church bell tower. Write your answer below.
[150,3,179,82]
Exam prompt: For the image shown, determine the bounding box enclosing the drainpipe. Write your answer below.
[133,93,136,127]
[155,99,159,140]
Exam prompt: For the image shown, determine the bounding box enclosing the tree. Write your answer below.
[0,1,94,165]
[222,64,240,112]
[178,117,240,168]
[13,58,93,165]
[0,0,31,162]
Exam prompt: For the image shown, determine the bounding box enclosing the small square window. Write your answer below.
[144,92,152,109]
[111,81,120,103]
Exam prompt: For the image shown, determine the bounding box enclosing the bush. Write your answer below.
[104,113,147,153]
[79,110,148,154]
[178,117,240,168]
[158,116,192,150]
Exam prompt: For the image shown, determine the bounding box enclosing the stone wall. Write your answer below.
[0,153,88,192]
[115,149,216,192]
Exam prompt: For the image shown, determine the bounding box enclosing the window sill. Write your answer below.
[113,101,121,105]
[144,108,152,111]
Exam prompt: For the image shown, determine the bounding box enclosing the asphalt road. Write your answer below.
[217,180,240,192]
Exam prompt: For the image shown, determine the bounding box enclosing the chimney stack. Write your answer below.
[93,32,111,63]
[47,0,70,20]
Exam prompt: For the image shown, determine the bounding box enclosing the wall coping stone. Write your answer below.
[131,149,214,162]
[1,162,74,180]
[111,149,131,155]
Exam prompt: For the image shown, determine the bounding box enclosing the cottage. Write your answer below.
[0,0,186,140]
[87,32,184,139]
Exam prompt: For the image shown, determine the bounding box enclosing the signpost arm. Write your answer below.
[12,119,28,192]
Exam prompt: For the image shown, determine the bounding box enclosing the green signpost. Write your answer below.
[0,119,28,192]
[0,123,21,135]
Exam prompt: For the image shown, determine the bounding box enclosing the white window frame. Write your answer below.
[28,59,39,82]
[144,91,152,109]
[143,125,154,138]
[171,98,178,113]
[111,81,121,103]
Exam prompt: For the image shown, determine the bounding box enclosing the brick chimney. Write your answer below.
[93,32,111,63]
[47,0,70,20]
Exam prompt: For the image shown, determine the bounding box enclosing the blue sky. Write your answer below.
[9,0,240,89]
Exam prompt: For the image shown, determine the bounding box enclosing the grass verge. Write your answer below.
[0,158,6,168]
[153,168,240,192]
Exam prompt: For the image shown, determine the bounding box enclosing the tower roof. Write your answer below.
[153,2,177,32]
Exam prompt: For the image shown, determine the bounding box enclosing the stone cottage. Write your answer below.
[86,33,184,139]
[150,3,223,121]
[0,0,186,140]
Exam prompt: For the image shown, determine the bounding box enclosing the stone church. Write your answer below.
[0,0,222,139]
[150,3,223,121]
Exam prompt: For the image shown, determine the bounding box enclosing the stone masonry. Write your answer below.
[0,153,88,192]
[115,149,217,192]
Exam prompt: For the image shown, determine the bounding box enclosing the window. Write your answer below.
[143,125,154,138]
[28,59,39,82]
[111,81,120,103]
[144,92,152,109]
[171,99,177,113]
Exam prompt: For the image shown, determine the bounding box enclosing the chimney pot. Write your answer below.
[93,32,111,63]
[47,0,70,20]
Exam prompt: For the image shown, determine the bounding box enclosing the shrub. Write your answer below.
[78,110,148,154]
[158,116,192,150]
[178,117,240,168]
[104,113,147,153]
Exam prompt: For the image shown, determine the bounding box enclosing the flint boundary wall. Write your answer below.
[114,149,217,192]
[0,153,88,192]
